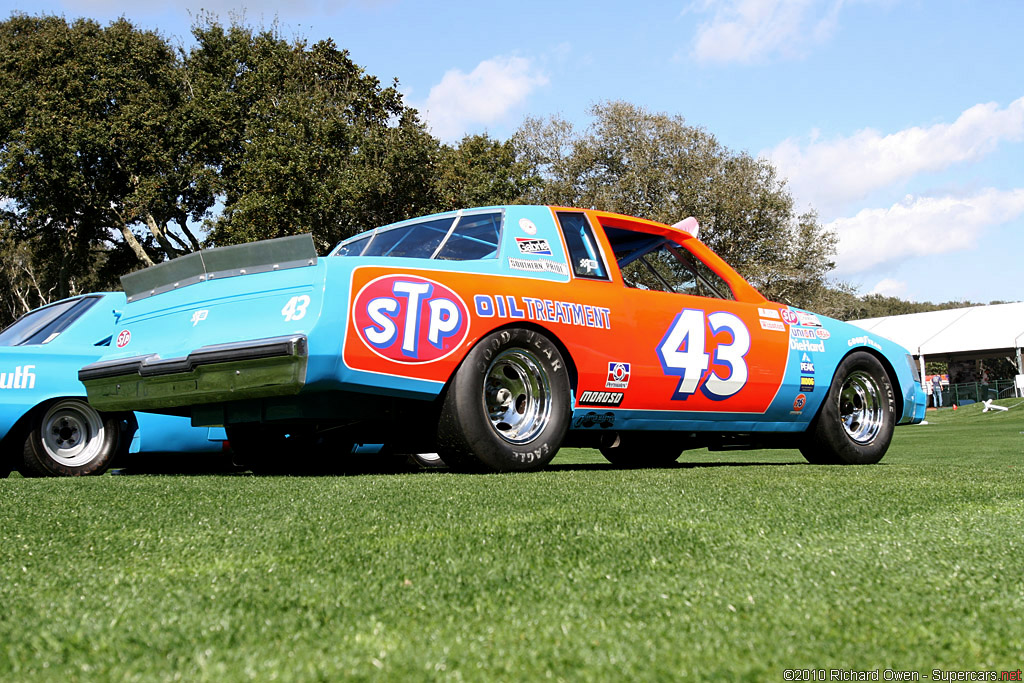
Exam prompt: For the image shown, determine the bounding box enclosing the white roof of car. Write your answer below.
[849,302,1024,359]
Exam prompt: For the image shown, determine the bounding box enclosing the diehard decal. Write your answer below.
[579,391,624,406]
[353,275,469,364]
[606,362,631,389]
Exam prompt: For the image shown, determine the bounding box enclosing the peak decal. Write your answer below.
[353,275,469,364]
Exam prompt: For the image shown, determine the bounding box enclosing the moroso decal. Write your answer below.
[579,391,624,406]
[352,275,469,364]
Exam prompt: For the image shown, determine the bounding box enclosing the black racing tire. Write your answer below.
[599,432,683,468]
[800,352,896,465]
[437,327,571,473]
[19,399,120,477]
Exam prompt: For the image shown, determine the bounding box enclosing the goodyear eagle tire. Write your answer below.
[599,432,683,468]
[800,352,895,465]
[19,399,120,477]
[437,327,570,473]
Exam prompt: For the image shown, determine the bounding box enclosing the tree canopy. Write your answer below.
[514,101,837,309]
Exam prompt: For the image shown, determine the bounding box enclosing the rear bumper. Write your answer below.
[79,335,308,411]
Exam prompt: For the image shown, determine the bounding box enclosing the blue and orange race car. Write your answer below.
[0,292,227,478]
[79,206,926,473]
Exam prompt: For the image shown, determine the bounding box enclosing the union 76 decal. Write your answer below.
[352,274,469,364]
[657,309,751,401]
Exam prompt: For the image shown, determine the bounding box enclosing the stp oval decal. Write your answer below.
[352,275,469,364]
[116,329,131,348]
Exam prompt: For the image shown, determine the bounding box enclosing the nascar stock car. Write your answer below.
[0,293,227,478]
[78,206,926,473]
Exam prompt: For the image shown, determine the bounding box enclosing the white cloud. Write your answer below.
[420,56,548,142]
[829,188,1024,274]
[690,0,844,64]
[765,96,1024,215]
[869,278,906,297]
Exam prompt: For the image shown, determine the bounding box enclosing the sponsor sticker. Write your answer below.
[760,319,786,332]
[791,327,818,339]
[790,339,826,353]
[800,353,815,374]
[473,294,611,329]
[519,218,538,235]
[848,335,883,351]
[796,311,822,327]
[507,257,570,276]
[353,275,469,364]
[606,362,631,389]
[816,328,831,339]
[579,390,624,406]
[573,411,616,428]
[116,329,131,348]
[515,237,553,255]
[793,393,807,412]
[191,309,209,326]
[0,364,36,390]
[800,376,815,392]
[781,309,799,325]
[758,307,781,319]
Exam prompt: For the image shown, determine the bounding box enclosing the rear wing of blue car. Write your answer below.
[122,234,318,302]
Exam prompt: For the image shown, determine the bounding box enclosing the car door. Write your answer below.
[587,215,792,419]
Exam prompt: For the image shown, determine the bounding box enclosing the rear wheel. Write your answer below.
[19,399,120,477]
[800,352,895,465]
[437,327,570,472]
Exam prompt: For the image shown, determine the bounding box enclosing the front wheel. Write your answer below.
[19,399,120,477]
[437,327,571,472]
[800,352,896,465]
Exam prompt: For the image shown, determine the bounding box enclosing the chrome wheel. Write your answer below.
[40,399,107,467]
[482,349,552,444]
[839,371,884,445]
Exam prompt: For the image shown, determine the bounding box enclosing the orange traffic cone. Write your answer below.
[952,404,958,410]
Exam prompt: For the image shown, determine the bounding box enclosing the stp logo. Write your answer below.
[352,275,469,364]
[781,310,799,325]
[116,329,131,348]
[606,362,631,389]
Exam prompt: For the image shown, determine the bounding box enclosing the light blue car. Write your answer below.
[0,292,226,478]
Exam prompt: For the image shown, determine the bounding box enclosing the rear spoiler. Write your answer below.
[122,234,318,302]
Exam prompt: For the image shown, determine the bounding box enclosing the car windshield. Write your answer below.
[334,211,502,260]
[604,227,734,300]
[0,296,101,346]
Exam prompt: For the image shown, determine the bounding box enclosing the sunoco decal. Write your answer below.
[353,275,469,364]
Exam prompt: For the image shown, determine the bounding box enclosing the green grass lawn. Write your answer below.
[2,401,1022,681]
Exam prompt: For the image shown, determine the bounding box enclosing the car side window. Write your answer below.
[556,212,609,280]
[604,226,734,300]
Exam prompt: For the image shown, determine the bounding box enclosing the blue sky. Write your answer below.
[3,0,1022,305]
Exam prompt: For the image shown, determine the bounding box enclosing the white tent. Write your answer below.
[849,301,1024,377]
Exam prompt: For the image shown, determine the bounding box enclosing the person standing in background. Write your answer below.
[931,374,943,408]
